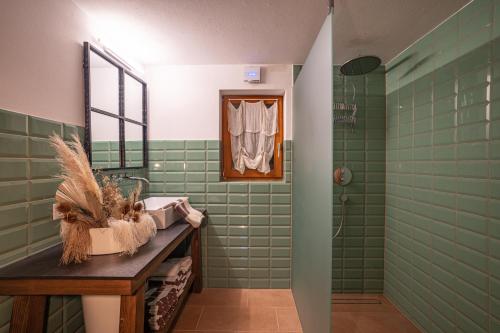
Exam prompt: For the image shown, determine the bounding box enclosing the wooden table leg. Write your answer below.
[191,227,203,293]
[119,284,145,333]
[9,295,47,333]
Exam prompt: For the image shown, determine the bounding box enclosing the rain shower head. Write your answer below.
[340,55,381,75]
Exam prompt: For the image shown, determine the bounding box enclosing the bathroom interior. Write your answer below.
[0,0,498,332]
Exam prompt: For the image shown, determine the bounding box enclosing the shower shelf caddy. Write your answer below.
[333,102,357,130]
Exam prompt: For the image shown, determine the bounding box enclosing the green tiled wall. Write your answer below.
[0,108,85,333]
[124,140,144,168]
[91,141,120,169]
[92,140,144,168]
[148,140,293,288]
[332,66,386,293]
[385,0,500,332]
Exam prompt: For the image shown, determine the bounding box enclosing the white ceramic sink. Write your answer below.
[143,196,187,229]
[142,196,185,210]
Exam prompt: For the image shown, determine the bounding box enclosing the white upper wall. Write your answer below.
[0,0,92,126]
[146,64,293,140]
[0,0,295,138]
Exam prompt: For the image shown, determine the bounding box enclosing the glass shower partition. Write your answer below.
[292,11,333,333]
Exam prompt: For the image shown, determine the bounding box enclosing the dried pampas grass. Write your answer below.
[51,135,156,264]
[59,220,92,264]
[51,135,105,227]
[51,134,105,264]
[132,214,157,246]
[101,175,125,219]
[109,214,157,255]
[118,182,144,222]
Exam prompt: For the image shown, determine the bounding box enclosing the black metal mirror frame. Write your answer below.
[83,41,148,170]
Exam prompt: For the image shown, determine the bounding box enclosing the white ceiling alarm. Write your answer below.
[244,66,261,83]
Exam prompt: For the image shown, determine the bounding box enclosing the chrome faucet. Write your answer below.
[124,176,150,184]
[118,175,150,209]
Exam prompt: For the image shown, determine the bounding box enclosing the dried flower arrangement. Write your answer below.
[51,134,156,264]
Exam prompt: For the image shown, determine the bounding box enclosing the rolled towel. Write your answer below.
[149,268,190,285]
[162,267,190,281]
[152,256,192,278]
[162,270,192,297]
[146,285,178,331]
[174,200,203,228]
[152,260,181,278]
[176,256,192,271]
[145,286,158,300]
[179,199,204,218]
[174,271,192,297]
[149,272,191,298]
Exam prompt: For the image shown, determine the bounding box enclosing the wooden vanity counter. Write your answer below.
[0,219,203,333]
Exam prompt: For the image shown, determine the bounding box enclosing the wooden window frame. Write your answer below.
[221,95,284,180]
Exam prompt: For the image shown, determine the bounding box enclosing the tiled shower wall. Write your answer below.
[332,66,386,293]
[148,140,293,288]
[385,0,500,332]
[0,108,85,333]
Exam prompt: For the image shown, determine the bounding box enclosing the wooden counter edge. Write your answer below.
[0,279,133,295]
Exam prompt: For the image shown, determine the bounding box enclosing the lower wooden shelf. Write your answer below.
[145,274,195,333]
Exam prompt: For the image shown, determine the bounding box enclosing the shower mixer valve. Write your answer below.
[334,167,352,186]
[332,169,352,239]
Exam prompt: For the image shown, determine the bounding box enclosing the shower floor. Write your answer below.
[332,294,421,333]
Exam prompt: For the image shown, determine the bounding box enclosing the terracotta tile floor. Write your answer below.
[173,289,302,333]
[332,294,421,333]
[173,290,420,333]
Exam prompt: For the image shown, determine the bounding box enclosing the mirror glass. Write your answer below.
[90,51,119,115]
[85,42,148,169]
[90,112,120,169]
[125,122,144,167]
[125,74,143,122]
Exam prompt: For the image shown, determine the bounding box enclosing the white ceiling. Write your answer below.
[73,0,328,65]
[73,0,470,66]
[333,0,470,65]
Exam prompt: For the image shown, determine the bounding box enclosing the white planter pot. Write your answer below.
[88,226,152,255]
[82,295,121,333]
[54,205,155,256]
[88,227,124,255]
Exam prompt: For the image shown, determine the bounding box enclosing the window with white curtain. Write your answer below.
[221,95,284,180]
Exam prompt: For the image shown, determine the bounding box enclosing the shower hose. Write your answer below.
[332,193,348,239]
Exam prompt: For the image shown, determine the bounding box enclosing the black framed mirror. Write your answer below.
[83,41,148,170]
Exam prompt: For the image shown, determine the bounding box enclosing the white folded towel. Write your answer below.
[174,199,203,228]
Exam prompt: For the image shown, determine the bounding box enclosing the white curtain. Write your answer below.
[228,100,278,174]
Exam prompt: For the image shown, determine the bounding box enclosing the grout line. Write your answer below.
[194,305,204,329]
[275,307,280,331]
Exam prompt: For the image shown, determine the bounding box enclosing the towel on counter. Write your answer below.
[146,284,178,331]
[174,199,204,228]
